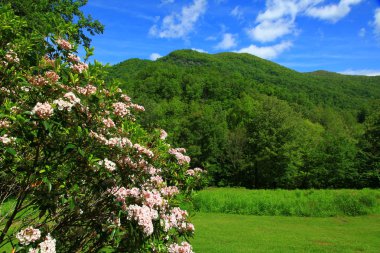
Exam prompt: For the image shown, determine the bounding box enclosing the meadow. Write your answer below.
[187,188,380,253]
[190,213,380,253]
[191,188,380,217]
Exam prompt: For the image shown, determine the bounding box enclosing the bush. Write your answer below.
[0,5,204,253]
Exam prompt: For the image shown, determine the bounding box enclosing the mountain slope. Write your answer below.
[107,50,380,189]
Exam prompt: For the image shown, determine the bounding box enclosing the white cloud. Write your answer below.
[339,69,380,76]
[247,19,295,42]
[305,0,363,22]
[247,0,363,43]
[231,6,244,20]
[374,8,380,37]
[236,41,293,59]
[150,53,162,61]
[191,48,208,53]
[149,0,207,39]
[215,33,237,50]
[358,28,366,37]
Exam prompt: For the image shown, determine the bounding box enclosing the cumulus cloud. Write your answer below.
[339,69,380,76]
[236,41,293,59]
[150,53,162,61]
[305,0,363,22]
[215,33,237,50]
[247,19,295,43]
[247,0,363,43]
[149,0,207,39]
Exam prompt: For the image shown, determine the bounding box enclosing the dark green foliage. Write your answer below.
[108,49,380,189]
[0,0,104,48]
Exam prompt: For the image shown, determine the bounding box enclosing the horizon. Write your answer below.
[81,0,380,76]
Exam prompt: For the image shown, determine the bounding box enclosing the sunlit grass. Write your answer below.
[192,188,380,216]
[191,212,380,253]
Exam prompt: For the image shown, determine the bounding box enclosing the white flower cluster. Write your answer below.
[169,148,191,165]
[32,102,54,119]
[53,92,80,111]
[16,228,56,253]
[98,158,117,172]
[126,204,158,236]
[168,242,193,253]
[89,131,133,148]
[16,227,41,245]
[0,134,16,145]
[5,49,20,64]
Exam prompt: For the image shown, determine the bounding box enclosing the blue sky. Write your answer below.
[82,0,380,75]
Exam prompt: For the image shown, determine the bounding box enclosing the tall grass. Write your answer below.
[192,188,380,217]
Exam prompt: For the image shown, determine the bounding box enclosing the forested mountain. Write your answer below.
[108,50,380,189]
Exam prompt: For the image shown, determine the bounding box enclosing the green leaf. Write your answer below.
[64,143,76,154]
[6,147,17,156]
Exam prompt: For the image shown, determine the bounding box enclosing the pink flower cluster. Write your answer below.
[134,144,154,158]
[64,92,80,104]
[44,71,60,83]
[108,137,133,148]
[32,102,54,119]
[71,62,88,73]
[76,84,97,96]
[160,129,168,140]
[0,134,16,145]
[0,119,11,128]
[43,55,55,67]
[186,167,204,176]
[169,148,191,165]
[102,117,115,128]
[53,92,80,112]
[38,234,56,253]
[68,53,80,63]
[16,227,41,245]
[142,189,164,208]
[168,242,193,253]
[121,94,131,102]
[28,75,49,87]
[89,131,133,148]
[56,38,72,50]
[161,207,193,233]
[5,50,20,64]
[28,234,56,253]
[130,103,145,112]
[98,158,117,172]
[112,102,130,117]
[160,186,179,197]
[126,204,158,236]
[108,186,141,203]
[149,175,164,186]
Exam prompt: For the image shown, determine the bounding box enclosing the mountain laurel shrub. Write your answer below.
[0,5,203,253]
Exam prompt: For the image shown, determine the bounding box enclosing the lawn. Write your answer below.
[190,213,380,253]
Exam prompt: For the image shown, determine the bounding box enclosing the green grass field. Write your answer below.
[192,188,380,217]
[190,212,380,253]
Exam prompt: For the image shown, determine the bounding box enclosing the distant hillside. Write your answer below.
[108,50,380,189]
[110,50,380,112]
